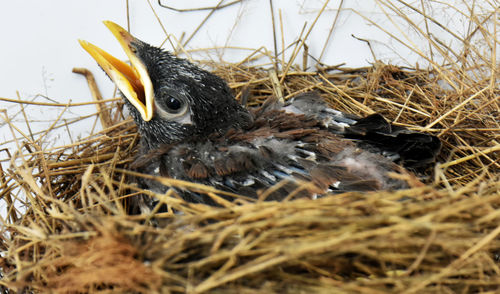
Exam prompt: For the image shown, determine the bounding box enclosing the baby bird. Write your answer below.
[80,21,440,208]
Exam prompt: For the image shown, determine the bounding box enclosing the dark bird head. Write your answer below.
[80,21,252,150]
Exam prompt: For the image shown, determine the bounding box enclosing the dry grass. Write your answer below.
[0,1,499,293]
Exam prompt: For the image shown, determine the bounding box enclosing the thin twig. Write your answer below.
[73,67,112,129]
[158,0,242,12]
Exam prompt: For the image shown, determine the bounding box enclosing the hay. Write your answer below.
[1,1,499,293]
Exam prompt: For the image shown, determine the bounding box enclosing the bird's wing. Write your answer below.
[283,92,441,169]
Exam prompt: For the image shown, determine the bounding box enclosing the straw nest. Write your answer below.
[1,2,499,293]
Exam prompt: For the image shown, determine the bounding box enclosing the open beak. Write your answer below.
[79,21,154,121]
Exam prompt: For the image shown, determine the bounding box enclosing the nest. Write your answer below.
[1,1,499,293]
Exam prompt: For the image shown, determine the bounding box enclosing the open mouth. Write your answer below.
[79,21,154,121]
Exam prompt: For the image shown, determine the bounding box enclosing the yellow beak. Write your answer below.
[79,21,154,121]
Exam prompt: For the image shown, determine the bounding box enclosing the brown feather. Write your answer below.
[187,161,210,179]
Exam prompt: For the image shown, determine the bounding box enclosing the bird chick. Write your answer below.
[80,21,440,208]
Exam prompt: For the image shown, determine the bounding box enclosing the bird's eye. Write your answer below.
[165,96,182,113]
[154,89,190,121]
